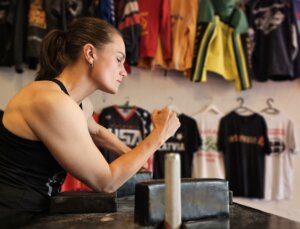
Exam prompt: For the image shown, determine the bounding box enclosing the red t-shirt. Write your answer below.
[138,0,172,60]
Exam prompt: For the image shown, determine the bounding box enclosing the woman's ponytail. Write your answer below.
[35,29,68,81]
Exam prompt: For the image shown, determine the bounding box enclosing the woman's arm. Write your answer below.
[28,93,179,193]
[89,120,131,155]
[82,98,131,155]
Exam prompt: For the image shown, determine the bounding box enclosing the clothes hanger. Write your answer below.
[261,98,280,115]
[118,96,132,110]
[203,103,222,115]
[202,97,222,115]
[115,96,135,117]
[192,97,222,116]
[233,97,255,115]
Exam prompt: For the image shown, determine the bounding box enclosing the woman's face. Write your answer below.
[92,34,127,94]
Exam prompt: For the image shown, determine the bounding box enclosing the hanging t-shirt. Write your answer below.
[192,108,225,179]
[154,0,198,71]
[138,0,172,60]
[98,105,153,170]
[261,112,299,200]
[190,0,252,91]
[218,111,270,198]
[116,0,141,65]
[153,113,201,179]
[246,0,299,81]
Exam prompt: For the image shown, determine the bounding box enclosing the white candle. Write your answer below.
[164,153,181,229]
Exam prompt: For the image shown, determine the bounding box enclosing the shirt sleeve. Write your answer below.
[217,117,225,154]
[287,119,299,154]
[262,116,271,155]
[192,118,202,153]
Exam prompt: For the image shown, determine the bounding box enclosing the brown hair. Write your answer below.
[36,17,121,81]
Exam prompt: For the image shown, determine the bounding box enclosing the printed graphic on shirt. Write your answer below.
[252,2,286,34]
[228,134,265,146]
[28,0,47,29]
[158,133,185,152]
[140,11,149,36]
[109,128,142,146]
[269,137,286,154]
[67,0,83,17]
[66,0,83,23]
[202,134,218,152]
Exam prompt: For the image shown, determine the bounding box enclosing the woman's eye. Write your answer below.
[117,58,121,63]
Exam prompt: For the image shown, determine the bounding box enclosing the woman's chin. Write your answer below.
[101,88,118,95]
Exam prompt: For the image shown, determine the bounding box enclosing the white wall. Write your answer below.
[0,66,300,222]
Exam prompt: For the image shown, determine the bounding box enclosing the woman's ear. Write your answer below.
[83,43,96,66]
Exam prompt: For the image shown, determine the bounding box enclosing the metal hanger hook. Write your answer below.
[267,98,274,108]
[237,97,244,107]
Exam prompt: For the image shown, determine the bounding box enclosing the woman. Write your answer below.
[0,17,180,227]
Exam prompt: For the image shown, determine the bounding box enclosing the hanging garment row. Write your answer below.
[60,99,298,200]
[2,0,300,90]
[99,100,298,201]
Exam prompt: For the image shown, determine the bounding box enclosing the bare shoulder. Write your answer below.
[29,83,84,122]
[25,82,89,143]
[3,81,86,140]
[9,81,70,107]
[22,81,77,115]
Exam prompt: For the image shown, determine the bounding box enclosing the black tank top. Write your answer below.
[0,79,78,213]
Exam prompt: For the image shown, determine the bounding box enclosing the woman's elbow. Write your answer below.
[100,186,117,193]
[92,182,118,193]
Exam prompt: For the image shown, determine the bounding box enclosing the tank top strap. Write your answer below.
[47,79,83,109]
[48,78,69,95]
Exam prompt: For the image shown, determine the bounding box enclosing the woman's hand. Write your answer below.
[151,107,181,143]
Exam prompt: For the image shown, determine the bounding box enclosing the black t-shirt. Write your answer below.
[153,114,201,179]
[246,0,299,81]
[98,105,151,162]
[218,111,271,198]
